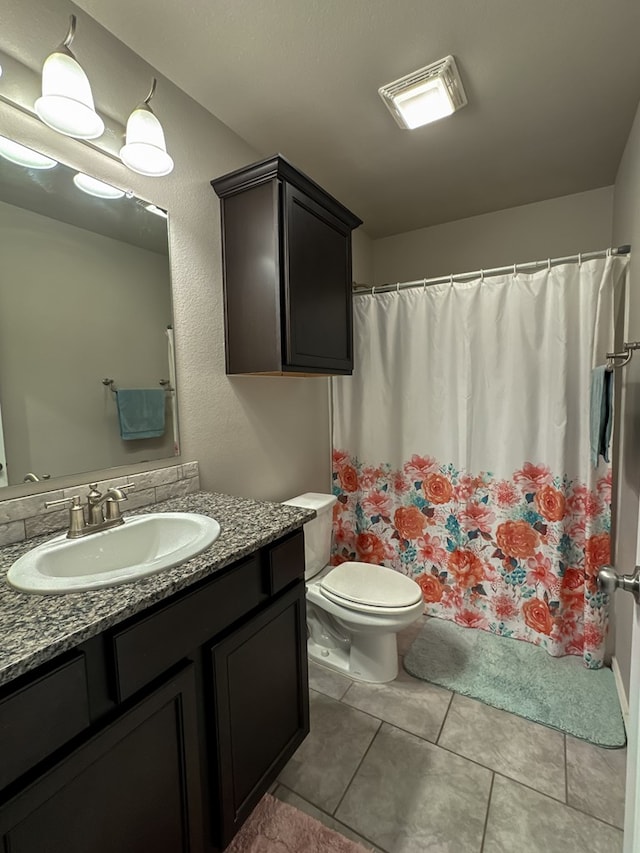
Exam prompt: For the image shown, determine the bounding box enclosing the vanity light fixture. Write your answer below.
[120,78,174,177]
[73,172,124,199]
[0,135,57,169]
[35,15,104,140]
[378,55,467,129]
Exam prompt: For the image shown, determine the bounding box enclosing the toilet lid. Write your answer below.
[320,562,422,609]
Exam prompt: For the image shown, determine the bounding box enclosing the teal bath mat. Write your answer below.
[404,618,626,747]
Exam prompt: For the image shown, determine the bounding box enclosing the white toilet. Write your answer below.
[283,493,424,683]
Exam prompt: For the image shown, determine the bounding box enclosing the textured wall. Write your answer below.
[1,0,337,503]
[373,187,614,286]
[612,98,640,703]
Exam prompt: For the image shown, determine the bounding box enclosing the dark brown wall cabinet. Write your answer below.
[212,155,362,376]
[0,529,309,853]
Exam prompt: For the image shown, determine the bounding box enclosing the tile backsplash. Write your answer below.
[0,462,200,545]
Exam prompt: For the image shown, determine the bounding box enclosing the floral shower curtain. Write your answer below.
[332,255,627,668]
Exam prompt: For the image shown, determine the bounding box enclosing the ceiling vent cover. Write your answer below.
[378,55,467,129]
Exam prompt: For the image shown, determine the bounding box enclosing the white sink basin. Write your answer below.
[6,512,221,594]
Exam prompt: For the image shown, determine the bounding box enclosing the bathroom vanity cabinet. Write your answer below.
[0,528,308,853]
[211,155,362,376]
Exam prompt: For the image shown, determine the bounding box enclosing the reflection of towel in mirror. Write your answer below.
[590,366,614,467]
[116,389,166,440]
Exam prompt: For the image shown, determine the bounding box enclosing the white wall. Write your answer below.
[373,187,614,285]
[352,228,374,285]
[0,199,173,484]
[1,0,337,502]
[612,98,640,703]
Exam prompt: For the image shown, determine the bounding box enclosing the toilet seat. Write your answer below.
[319,561,422,613]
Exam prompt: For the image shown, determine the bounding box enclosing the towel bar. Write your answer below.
[605,341,640,370]
[102,378,174,393]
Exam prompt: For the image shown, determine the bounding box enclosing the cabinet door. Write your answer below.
[0,664,204,853]
[283,183,353,373]
[210,581,309,848]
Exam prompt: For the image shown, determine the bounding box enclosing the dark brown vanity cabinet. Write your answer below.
[211,155,362,376]
[211,582,309,848]
[0,665,204,853]
[0,529,309,853]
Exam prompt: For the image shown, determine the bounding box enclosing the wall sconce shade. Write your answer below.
[34,15,104,140]
[0,135,57,169]
[73,172,124,199]
[120,79,174,177]
[379,55,467,129]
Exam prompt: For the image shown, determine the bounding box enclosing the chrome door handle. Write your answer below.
[598,565,640,603]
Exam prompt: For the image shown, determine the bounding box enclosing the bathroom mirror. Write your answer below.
[0,136,177,488]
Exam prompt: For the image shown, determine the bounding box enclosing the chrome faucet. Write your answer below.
[45,482,135,539]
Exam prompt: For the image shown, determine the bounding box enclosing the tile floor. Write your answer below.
[275,617,626,853]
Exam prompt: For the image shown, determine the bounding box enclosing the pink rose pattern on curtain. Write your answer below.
[332,452,611,669]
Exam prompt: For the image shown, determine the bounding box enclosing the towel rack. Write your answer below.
[102,378,174,392]
[606,341,640,370]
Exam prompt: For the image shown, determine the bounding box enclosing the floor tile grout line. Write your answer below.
[275,784,390,853]
[429,739,567,806]
[331,718,383,819]
[491,773,625,833]
[308,683,625,833]
[479,771,495,853]
[339,681,355,702]
[435,691,455,745]
[312,688,624,829]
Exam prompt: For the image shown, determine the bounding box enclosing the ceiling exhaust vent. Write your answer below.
[378,55,467,130]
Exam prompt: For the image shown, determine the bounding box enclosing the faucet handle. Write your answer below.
[44,496,86,537]
[119,482,135,493]
[44,495,80,510]
[87,483,102,502]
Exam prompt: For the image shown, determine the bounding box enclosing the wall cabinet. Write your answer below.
[211,155,362,376]
[0,528,308,853]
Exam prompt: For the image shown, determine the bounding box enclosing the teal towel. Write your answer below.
[116,389,166,440]
[590,366,614,467]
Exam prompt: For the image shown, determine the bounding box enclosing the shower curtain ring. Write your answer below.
[547,258,551,271]
[577,252,582,267]
[423,278,427,291]
[371,286,376,295]
[396,282,400,293]
[480,269,485,283]
[607,247,612,257]
[513,263,517,278]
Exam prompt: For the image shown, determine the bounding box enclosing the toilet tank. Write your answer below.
[282,493,337,580]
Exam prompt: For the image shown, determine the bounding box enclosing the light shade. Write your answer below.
[0,135,57,169]
[120,105,174,177]
[35,51,104,139]
[144,203,168,218]
[379,55,467,130]
[73,172,124,199]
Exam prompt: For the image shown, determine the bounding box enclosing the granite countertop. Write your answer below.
[0,491,315,687]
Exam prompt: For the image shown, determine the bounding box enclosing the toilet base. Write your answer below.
[308,631,399,683]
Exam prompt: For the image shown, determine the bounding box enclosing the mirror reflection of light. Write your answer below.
[73,172,125,199]
[144,203,168,218]
[0,136,58,170]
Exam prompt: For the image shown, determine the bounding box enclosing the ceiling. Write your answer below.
[75,0,640,239]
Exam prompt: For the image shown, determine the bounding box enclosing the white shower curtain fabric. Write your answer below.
[332,255,627,668]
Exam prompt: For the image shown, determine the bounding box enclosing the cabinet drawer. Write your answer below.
[111,555,265,701]
[0,654,89,792]
[267,530,305,595]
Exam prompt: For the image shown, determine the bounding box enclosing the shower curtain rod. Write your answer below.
[354,244,631,295]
